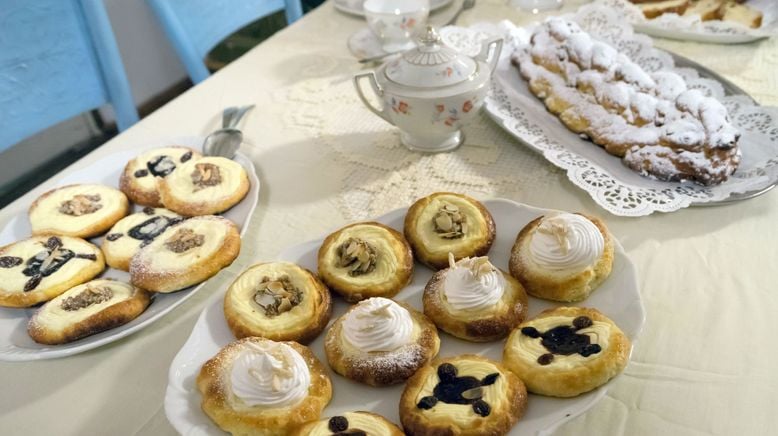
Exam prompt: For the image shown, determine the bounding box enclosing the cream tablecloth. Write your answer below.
[1,1,777,434]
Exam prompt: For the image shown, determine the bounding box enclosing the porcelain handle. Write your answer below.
[478,37,504,78]
[354,72,393,124]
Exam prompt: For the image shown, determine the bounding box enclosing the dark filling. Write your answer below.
[417,363,499,417]
[128,216,181,242]
[191,163,222,191]
[142,206,155,215]
[0,256,23,268]
[59,194,102,216]
[106,233,123,241]
[134,169,149,178]
[180,151,193,162]
[520,316,602,366]
[61,286,113,311]
[147,155,176,177]
[328,416,348,432]
[164,228,204,253]
[18,237,97,292]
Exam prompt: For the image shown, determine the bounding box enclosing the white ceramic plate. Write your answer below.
[165,198,645,436]
[0,137,260,361]
[334,0,453,16]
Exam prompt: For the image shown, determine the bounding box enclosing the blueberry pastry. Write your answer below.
[29,184,130,239]
[291,411,404,436]
[119,146,201,207]
[101,207,183,271]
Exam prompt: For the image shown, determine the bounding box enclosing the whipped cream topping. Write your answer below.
[529,213,604,272]
[342,297,413,352]
[229,341,310,408]
[443,253,505,313]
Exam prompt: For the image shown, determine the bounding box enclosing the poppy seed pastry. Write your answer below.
[291,411,405,436]
[197,337,332,436]
[224,261,332,344]
[404,192,496,270]
[0,235,105,308]
[27,279,151,345]
[101,207,184,271]
[29,184,130,239]
[119,146,201,207]
[400,354,527,436]
[503,306,631,397]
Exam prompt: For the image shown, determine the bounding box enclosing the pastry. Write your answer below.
[291,411,404,436]
[29,184,130,238]
[324,297,440,386]
[684,0,726,20]
[197,337,332,436]
[509,212,614,302]
[0,235,105,308]
[157,156,250,216]
[399,354,527,436]
[27,279,151,344]
[404,192,496,270]
[514,18,740,185]
[719,1,762,28]
[224,261,332,344]
[101,207,183,271]
[635,0,690,18]
[503,306,631,397]
[130,215,240,293]
[119,146,200,207]
[634,0,763,28]
[318,222,413,302]
[423,254,528,342]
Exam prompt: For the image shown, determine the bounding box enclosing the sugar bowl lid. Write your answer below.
[383,26,478,88]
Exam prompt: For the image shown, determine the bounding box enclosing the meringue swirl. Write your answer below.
[229,341,311,408]
[342,297,413,352]
[529,213,604,272]
[443,254,505,313]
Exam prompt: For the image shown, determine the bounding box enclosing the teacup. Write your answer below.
[364,0,430,53]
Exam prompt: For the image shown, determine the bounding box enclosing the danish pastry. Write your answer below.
[503,306,631,397]
[101,207,183,271]
[318,222,413,302]
[27,279,151,344]
[0,235,105,308]
[399,354,527,436]
[324,297,440,386]
[197,337,332,436]
[130,215,240,293]
[291,411,404,436]
[119,146,200,207]
[404,192,496,270]
[29,184,130,238]
[509,213,614,302]
[224,261,332,343]
[423,254,528,342]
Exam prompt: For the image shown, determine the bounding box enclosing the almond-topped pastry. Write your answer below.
[324,297,440,386]
[197,337,332,436]
[291,411,404,436]
[119,146,201,207]
[29,184,130,238]
[101,207,184,271]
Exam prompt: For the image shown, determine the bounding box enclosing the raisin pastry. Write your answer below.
[400,355,527,436]
[197,337,332,436]
[130,215,240,293]
[0,235,105,308]
[324,297,440,386]
[29,184,130,239]
[101,207,183,271]
[404,192,496,270]
[119,146,200,207]
[318,222,413,302]
[157,156,250,216]
[224,262,332,344]
[27,279,151,345]
[423,254,528,342]
[503,307,631,397]
[509,213,614,302]
[292,411,404,436]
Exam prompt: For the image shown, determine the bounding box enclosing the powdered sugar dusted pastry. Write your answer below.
[404,192,496,270]
[197,337,332,436]
[157,156,250,216]
[119,146,200,207]
[325,297,440,386]
[503,306,631,397]
[509,213,614,302]
[291,411,404,436]
[400,354,527,436]
[318,222,413,302]
[101,207,183,271]
[0,235,104,308]
[29,184,129,238]
[130,215,240,293]
[423,254,528,342]
[27,279,151,344]
[224,262,332,343]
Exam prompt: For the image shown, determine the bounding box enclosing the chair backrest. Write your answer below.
[147,0,303,84]
[0,0,139,152]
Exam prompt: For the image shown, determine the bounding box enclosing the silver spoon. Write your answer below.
[203,105,254,158]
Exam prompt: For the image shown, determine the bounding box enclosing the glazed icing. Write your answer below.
[342,297,413,352]
[229,341,311,408]
[443,253,505,314]
[529,213,603,272]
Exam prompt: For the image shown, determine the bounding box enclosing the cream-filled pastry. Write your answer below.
[509,213,614,302]
[29,184,129,238]
[503,306,631,397]
[291,411,404,436]
[101,207,183,271]
[197,337,332,436]
[423,254,528,342]
[324,297,440,386]
[119,146,201,207]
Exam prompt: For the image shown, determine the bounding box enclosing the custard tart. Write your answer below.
[29,184,130,239]
[291,411,404,436]
[119,146,201,207]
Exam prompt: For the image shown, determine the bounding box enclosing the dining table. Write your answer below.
[1,0,777,434]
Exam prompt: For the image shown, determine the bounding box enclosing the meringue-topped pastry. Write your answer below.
[510,213,614,302]
[291,411,405,436]
[325,297,440,386]
[29,184,130,238]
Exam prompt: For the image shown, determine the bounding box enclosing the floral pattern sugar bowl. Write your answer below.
[354,26,503,152]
